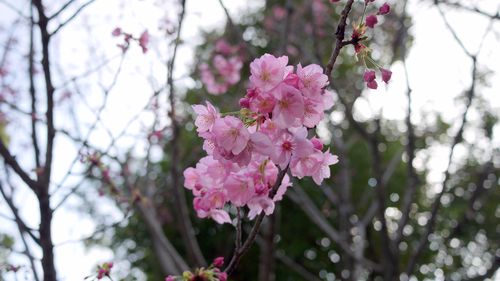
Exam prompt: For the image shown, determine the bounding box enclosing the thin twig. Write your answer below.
[166,0,206,267]
[324,0,355,79]
[50,0,97,35]
[224,167,289,275]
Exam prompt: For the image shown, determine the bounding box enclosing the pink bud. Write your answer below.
[165,276,175,281]
[112,27,122,36]
[213,256,225,268]
[107,262,114,268]
[311,137,323,150]
[218,272,228,281]
[239,98,250,108]
[378,3,391,15]
[246,87,258,98]
[367,80,378,89]
[365,15,378,28]
[380,68,392,83]
[363,70,376,82]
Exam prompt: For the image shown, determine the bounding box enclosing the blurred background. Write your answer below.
[0,0,499,280]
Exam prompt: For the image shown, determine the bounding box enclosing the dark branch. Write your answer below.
[324,0,355,79]
[50,0,97,35]
[0,140,39,189]
[166,0,206,267]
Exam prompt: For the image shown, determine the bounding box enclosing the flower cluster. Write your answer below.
[184,54,339,224]
[347,1,393,89]
[165,257,227,281]
[365,2,391,29]
[111,27,149,53]
[199,40,243,95]
[363,68,392,89]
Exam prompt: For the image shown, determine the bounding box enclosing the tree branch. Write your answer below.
[324,0,355,79]
[50,0,97,35]
[405,57,477,276]
[166,0,206,267]
[0,140,39,189]
[29,5,41,172]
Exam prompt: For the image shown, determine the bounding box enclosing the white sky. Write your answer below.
[0,0,499,280]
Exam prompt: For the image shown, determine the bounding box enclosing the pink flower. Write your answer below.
[213,257,224,268]
[248,132,275,158]
[247,196,275,219]
[365,15,378,28]
[192,101,220,133]
[200,63,227,95]
[214,55,243,84]
[290,150,323,179]
[363,70,376,82]
[273,174,291,201]
[322,89,335,111]
[249,91,276,114]
[165,276,175,281]
[296,64,329,97]
[378,3,391,15]
[212,116,250,155]
[311,150,339,185]
[272,132,294,168]
[330,0,340,3]
[224,172,255,206]
[380,68,392,83]
[249,54,289,92]
[239,98,250,108]
[184,168,199,191]
[272,127,314,169]
[302,97,324,128]
[272,84,304,128]
[207,209,232,224]
[205,189,228,209]
[139,30,149,53]
[259,119,281,141]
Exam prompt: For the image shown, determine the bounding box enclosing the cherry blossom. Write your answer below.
[249,53,289,92]
[365,14,378,28]
[378,3,391,15]
[199,41,243,95]
[184,54,338,224]
[380,68,392,83]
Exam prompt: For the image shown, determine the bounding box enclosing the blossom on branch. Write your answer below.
[184,54,338,224]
